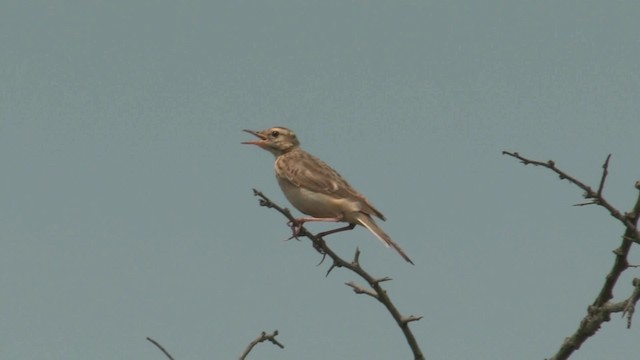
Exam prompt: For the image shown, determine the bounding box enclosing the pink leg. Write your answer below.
[295,216,343,223]
[287,216,344,240]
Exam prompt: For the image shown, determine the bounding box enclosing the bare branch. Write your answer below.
[402,315,424,324]
[238,330,284,360]
[502,152,640,245]
[596,154,612,198]
[622,278,640,329]
[252,189,425,360]
[146,337,174,360]
[346,281,379,299]
[504,152,640,360]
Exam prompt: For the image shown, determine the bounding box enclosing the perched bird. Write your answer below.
[242,126,413,264]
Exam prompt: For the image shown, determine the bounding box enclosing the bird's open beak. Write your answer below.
[241,129,266,145]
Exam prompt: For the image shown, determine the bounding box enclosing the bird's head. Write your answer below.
[242,127,300,156]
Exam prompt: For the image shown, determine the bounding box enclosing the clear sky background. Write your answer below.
[1,1,639,359]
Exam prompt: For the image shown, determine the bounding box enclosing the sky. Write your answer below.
[1,1,639,359]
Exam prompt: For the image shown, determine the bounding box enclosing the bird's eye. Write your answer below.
[271,130,280,138]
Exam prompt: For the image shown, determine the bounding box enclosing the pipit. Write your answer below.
[243,126,413,264]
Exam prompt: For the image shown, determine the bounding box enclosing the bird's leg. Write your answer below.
[316,223,356,239]
[311,223,357,261]
[287,216,344,240]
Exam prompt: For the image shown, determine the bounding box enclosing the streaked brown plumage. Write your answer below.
[243,126,413,264]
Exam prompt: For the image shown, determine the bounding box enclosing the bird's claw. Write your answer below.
[286,219,304,241]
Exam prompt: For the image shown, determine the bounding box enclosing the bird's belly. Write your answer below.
[278,180,358,220]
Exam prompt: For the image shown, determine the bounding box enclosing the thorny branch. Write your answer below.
[503,152,640,360]
[502,151,640,245]
[238,330,284,360]
[252,189,425,360]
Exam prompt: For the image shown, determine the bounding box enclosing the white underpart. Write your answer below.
[278,176,361,220]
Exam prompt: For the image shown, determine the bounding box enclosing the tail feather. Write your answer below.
[356,214,414,265]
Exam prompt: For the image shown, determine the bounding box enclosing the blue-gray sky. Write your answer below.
[1,1,639,359]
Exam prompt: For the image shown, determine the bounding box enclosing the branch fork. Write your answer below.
[238,330,284,360]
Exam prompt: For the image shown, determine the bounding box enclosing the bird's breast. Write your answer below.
[276,176,360,220]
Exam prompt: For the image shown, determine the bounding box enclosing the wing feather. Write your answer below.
[278,149,386,220]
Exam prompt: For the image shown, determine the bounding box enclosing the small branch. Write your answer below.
[252,189,425,360]
[622,278,640,329]
[146,337,174,360]
[238,330,284,360]
[596,154,611,198]
[346,281,379,299]
[402,315,424,324]
[573,154,611,206]
[502,152,640,245]
[504,152,640,360]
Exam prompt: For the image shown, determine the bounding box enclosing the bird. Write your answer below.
[242,126,413,264]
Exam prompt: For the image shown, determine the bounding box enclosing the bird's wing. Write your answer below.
[278,150,386,220]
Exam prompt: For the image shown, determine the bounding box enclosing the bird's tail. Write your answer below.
[356,214,414,265]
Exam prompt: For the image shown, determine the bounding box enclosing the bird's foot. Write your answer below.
[285,218,306,241]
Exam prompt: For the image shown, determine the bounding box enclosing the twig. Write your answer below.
[252,189,425,360]
[596,154,611,198]
[146,337,174,360]
[502,152,640,245]
[622,278,640,329]
[402,315,424,324]
[503,152,640,360]
[238,330,284,360]
[345,281,379,299]
[353,246,361,265]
